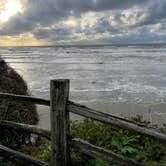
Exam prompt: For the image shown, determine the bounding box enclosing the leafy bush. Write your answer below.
[70,119,166,166]
[0,58,38,148]
[15,119,166,166]
[1,118,166,165]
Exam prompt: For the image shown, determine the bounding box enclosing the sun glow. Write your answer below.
[0,0,23,22]
[64,19,78,27]
[0,33,50,46]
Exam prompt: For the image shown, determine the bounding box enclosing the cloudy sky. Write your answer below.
[0,0,165,46]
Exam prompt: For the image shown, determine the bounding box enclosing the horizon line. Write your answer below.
[0,42,166,47]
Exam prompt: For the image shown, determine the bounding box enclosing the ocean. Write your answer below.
[1,44,166,128]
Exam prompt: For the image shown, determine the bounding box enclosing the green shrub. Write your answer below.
[70,119,166,166]
[0,58,38,148]
[19,119,166,166]
[1,118,166,165]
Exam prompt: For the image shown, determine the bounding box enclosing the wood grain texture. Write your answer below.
[71,138,144,166]
[1,92,166,142]
[68,101,166,142]
[50,79,70,166]
[0,93,50,106]
[1,82,166,166]
[0,144,49,166]
[0,120,50,139]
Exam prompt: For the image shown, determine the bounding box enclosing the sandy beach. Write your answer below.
[37,102,166,130]
[1,45,166,129]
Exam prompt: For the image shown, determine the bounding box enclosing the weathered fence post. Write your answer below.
[50,79,70,166]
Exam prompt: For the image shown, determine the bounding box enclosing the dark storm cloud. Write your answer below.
[0,16,35,35]
[0,0,166,43]
[34,27,73,41]
[32,16,120,42]
[93,17,119,33]
[100,32,166,44]
[142,0,166,25]
[47,0,149,12]
[0,0,148,35]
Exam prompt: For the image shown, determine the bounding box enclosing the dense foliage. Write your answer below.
[0,58,38,124]
[3,119,165,166]
[70,119,166,166]
[0,58,38,148]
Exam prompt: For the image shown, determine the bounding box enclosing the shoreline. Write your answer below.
[37,102,166,130]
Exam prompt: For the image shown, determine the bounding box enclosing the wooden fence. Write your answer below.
[0,79,166,166]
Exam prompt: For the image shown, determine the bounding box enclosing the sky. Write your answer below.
[0,0,166,46]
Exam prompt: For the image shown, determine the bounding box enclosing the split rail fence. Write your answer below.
[0,79,166,166]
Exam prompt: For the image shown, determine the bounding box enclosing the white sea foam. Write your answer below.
[1,44,166,104]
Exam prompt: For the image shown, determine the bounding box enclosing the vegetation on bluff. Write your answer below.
[0,58,38,147]
[3,119,165,166]
[70,119,166,166]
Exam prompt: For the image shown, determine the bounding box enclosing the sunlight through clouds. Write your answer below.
[0,33,49,46]
[64,19,78,28]
[0,0,23,22]
[0,0,165,46]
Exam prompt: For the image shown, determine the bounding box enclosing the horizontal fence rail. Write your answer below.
[71,138,144,166]
[1,93,166,142]
[0,93,50,106]
[1,79,166,166]
[68,101,166,142]
[0,120,143,166]
[0,120,50,140]
[0,144,49,166]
